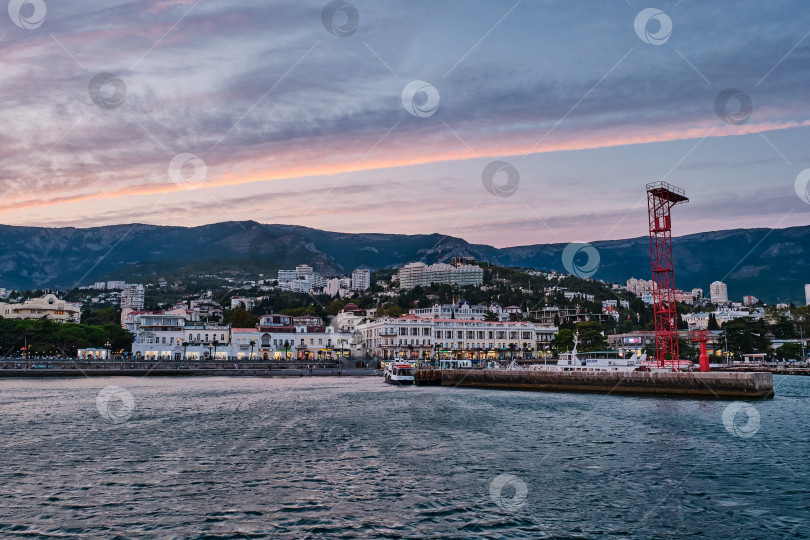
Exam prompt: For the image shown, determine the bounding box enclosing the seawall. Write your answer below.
[415,369,774,399]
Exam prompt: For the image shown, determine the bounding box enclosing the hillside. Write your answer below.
[0,221,807,303]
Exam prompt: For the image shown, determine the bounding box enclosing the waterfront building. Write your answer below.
[351,268,371,291]
[120,284,145,311]
[357,315,556,361]
[0,293,81,323]
[397,262,483,290]
[130,311,351,362]
[710,281,729,304]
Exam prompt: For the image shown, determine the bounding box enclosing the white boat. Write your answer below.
[531,335,646,373]
[383,362,415,385]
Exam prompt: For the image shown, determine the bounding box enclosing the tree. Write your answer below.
[507,343,517,360]
[707,313,720,331]
[774,343,803,361]
[576,321,608,352]
[723,317,770,357]
[249,340,256,360]
[283,339,291,360]
[484,310,499,322]
[554,329,574,354]
[212,340,220,359]
[230,307,259,329]
[182,341,189,360]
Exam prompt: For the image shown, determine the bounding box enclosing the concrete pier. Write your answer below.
[415,369,774,399]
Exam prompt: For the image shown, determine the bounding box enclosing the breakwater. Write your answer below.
[415,369,774,399]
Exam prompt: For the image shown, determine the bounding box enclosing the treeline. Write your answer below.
[0,318,133,357]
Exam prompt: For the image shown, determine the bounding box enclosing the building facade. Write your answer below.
[710,281,729,304]
[351,268,371,291]
[0,294,81,323]
[120,284,145,311]
[357,314,557,361]
[397,262,484,290]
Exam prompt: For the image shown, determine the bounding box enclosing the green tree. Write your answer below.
[576,321,608,352]
[483,310,499,322]
[230,307,259,329]
[707,313,720,331]
[554,329,574,353]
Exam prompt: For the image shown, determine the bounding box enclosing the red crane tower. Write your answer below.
[646,182,689,370]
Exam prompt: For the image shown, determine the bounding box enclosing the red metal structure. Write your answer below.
[692,330,710,372]
[647,182,689,370]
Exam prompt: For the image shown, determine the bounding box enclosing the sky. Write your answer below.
[1,0,809,248]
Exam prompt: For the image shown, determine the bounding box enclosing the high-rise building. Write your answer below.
[626,277,655,296]
[397,262,484,290]
[710,281,728,304]
[277,270,297,283]
[805,284,810,306]
[351,268,370,291]
[120,284,145,311]
[742,295,759,306]
[296,264,313,278]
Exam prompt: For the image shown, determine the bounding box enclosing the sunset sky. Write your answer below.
[1,0,809,247]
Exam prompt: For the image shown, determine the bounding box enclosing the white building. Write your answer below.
[357,314,557,360]
[120,284,145,311]
[296,264,314,278]
[230,297,256,310]
[397,262,484,290]
[351,268,371,291]
[626,278,655,296]
[0,293,81,323]
[336,303,375,332]
[278,269,297,283]
[106,280,126,290]
[710,281,729,304]
[409,300,510,321]
[806,284,810,306]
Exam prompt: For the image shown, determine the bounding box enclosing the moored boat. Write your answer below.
[383,362,415,385]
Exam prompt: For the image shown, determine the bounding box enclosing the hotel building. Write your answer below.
[397,262,484,290]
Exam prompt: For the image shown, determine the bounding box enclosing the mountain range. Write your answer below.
[0,221,807,304]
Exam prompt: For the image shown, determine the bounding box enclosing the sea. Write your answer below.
[0,375,807,539]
